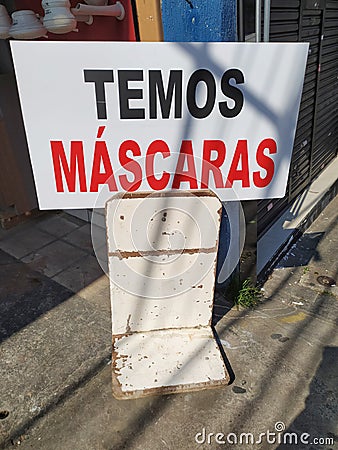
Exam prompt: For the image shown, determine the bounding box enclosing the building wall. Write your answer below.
[162,0,236,42]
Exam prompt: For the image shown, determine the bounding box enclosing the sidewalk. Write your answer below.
[0,196,337,449]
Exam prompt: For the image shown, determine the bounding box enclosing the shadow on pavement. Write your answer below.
[0,249,73,344]
[277,346,338,449]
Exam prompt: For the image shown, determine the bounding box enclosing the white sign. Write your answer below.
[11,41,308,209]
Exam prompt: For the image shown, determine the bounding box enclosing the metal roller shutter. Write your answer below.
[258,0,338,238]
[311,1,338,178]
[258,0,300,238]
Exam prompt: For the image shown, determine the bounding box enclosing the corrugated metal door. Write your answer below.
[258,0,301,237]
[289,4,321,200]
[258,0,338,238]
[310,0,338,179]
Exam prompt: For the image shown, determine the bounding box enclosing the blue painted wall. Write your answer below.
[161,0,237,286]
[162,0,237,43]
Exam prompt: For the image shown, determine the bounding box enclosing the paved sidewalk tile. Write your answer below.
[34,213,82,238]
[76,275,111,313]
[0,227,55,259]
[21,240,88,278]
[63,224,95,254]
[52,254,105,293]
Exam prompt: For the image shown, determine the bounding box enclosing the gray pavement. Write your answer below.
[0,198,337,450]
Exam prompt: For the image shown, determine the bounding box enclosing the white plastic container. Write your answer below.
[0,5,11,39]
[9,10,47,39]
[42,0,77,34]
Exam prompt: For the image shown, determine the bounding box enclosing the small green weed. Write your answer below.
[235,279,263,309]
